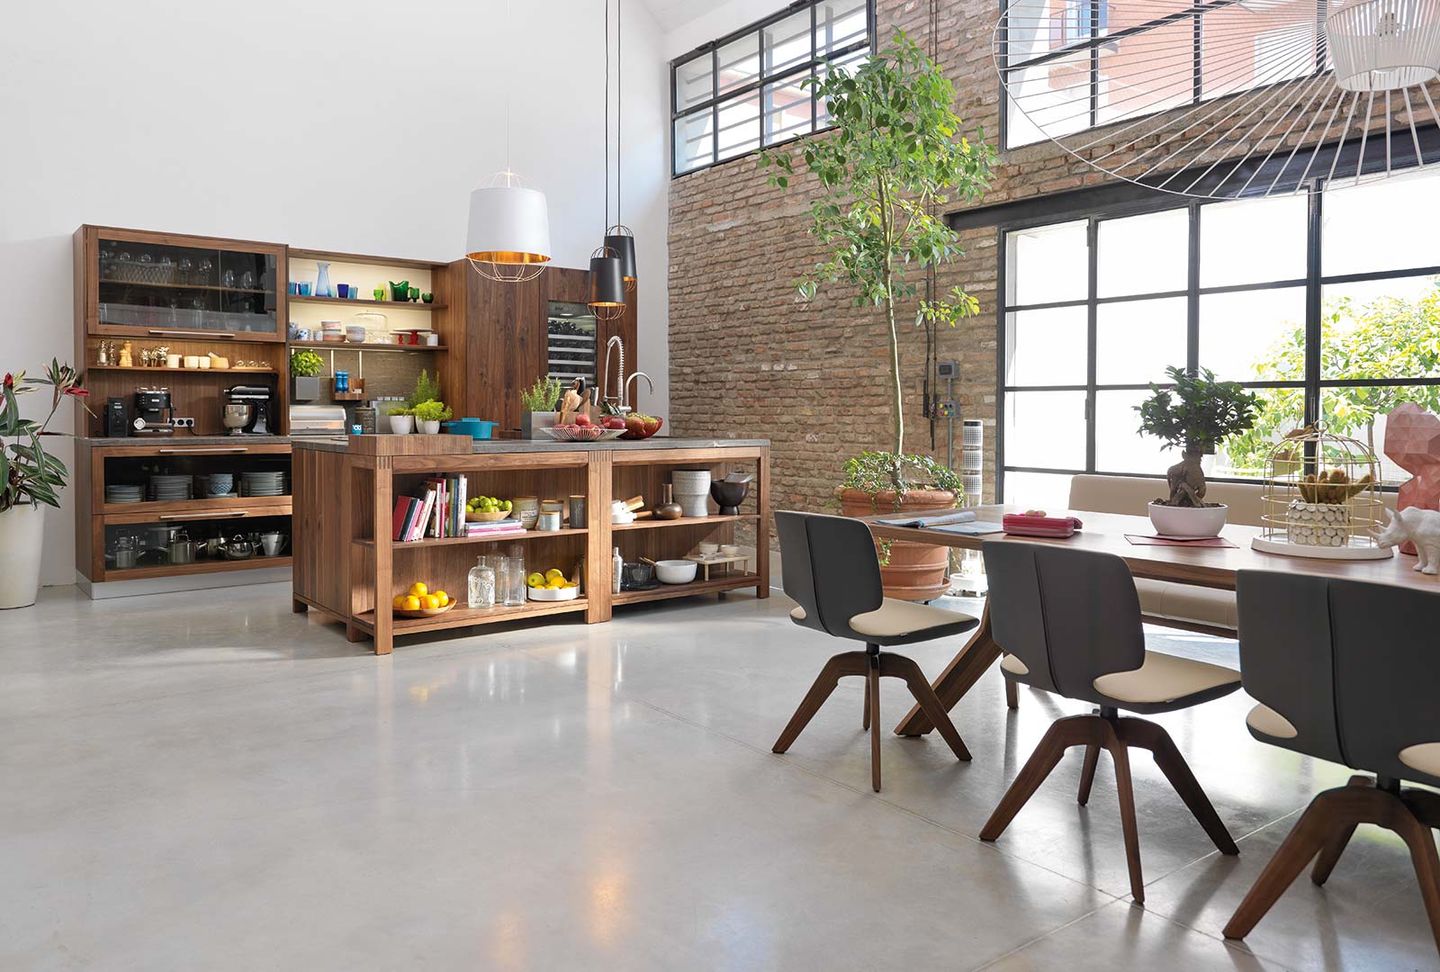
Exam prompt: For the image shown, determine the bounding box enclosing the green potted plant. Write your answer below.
[1137,365,1260,537]
[412,399,453,434]
[519,376,563,439]
[289,349,325,401]
[1,361,88,608]
[761,32,993,599]
[387,404,414,436]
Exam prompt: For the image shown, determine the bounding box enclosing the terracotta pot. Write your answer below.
[837,487,957,602]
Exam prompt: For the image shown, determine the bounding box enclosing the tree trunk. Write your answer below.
[885,291,903,459]
[1165,446,1209,507]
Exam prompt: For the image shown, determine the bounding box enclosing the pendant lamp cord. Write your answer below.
[506,0,513,173]
[617,0,622,225]
[604,0,612,232]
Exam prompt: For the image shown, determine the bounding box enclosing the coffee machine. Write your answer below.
[223,385,275,435]
[132,388,175,436]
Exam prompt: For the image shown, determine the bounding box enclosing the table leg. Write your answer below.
[893,600,1000,737]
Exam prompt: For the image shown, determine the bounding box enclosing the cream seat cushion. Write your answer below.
[1134,578,1239,631]
[790,606,806,622]
[1399,743,1440,778]
[1092,651,1240,705]
[1000,654,1030,676]
[848,598,973,639]
[1246,703,1298,739]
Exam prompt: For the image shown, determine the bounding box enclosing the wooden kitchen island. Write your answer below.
[291,434,769,654]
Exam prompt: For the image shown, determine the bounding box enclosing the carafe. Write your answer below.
[467,557,496,609]
[315,261,334,298]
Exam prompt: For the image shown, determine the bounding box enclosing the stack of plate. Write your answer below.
[241,471,288,497]
[105,484,144,504]
[148,474,192,502]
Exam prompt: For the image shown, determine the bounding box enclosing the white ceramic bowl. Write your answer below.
[1147,501,1228,539]
[720,544,742,556]
[697,542,720,556]
[655,560,698,584]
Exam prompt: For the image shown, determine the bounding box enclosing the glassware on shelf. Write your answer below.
[315,261,334,298]
[222,268,236,288]
[502,551,526,606]
[467,557,496,609]
[240,270,256,290]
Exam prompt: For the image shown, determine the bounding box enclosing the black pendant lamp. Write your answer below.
[603,0,637,293]
[589,0,627,321]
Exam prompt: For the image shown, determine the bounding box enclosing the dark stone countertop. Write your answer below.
[288,436,769,454]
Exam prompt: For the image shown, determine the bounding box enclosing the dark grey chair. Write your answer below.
[772,510,977,792]
[1224,570,1440,953]
[978,541,1242,902]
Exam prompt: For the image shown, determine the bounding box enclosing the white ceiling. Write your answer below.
[640,0,723,32]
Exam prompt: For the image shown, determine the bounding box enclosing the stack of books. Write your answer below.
[465,518,526,540]
[391,475,526,543]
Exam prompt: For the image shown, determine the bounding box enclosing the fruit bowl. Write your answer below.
[466,509,512,522]
[621,415,664,440]
[528,584,580,601]
[395,600,456,618]
[543,425,605,442]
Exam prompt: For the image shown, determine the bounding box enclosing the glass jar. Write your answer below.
[502,551,526,606]
[467,557,496,609]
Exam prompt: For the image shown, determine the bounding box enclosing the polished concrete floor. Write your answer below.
[2,583,1436,970]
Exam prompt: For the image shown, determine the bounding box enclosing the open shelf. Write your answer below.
[288,248,448,271]
[613,514,757,531]
[289,295,446,311]
[287,340,446,353]
[354,597,589,635]
[103,556,292,581]
[612,573,761,605]
[353,527,586,549]
[87,364,278,375]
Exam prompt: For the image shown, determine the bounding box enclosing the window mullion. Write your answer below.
[1187,202,1200,372]
[1086,218,1099,473]
[1304,186,1323,426]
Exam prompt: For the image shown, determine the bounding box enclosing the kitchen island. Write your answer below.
[291,434,769,654]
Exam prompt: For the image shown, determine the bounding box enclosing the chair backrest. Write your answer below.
[1237,570,1440,785]
[981,541,1147,700]
[774,510,884,642]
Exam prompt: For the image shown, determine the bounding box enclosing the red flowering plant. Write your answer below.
[1,360,89,511]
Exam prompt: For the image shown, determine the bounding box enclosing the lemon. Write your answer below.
[403,595,421,612]
[547,579,564,589]
[409,582,428,598]
[421,594,439,610]
[545,568,564,582]
[393,594,407,609]
[435,592,449,607]
[527,572,545,588]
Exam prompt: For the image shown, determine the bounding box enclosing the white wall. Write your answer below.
[664,0,784,56]
[1,0,670,587]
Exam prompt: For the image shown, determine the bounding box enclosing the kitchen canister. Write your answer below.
[512,496,539,530]
[567,495,586,528]
[537,510,561,532]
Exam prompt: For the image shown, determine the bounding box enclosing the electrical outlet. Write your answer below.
[934,401,957,418]
[173,416,195,429]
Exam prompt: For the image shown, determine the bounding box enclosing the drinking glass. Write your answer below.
[502,553,526,606]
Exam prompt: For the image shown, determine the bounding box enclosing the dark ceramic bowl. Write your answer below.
[710,480,750,516]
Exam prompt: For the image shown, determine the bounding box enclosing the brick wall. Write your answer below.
[666,0,1120,521]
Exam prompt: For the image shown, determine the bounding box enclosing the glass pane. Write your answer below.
[1214,386,1305,478]
[1097,388,1182,474]
[1002,471,1076,511]
[1004,53,1091,148]
[1200,195,1307,287]
[762,70,812,146]
[817,0,868,54]
[1097,208,1187,297]
[1199,286,1305,381]
[715,91,760,160]
[763,10,812,76]
[1007,220,1088,305]
[1097,18,1194,127]
[96,238,277,335]
[1095,297,1187,384]
[1004,390,1087,468]
[1005,306,1087,386]
[1321,275,1440,380]
[675,54,713,110]
[999,0,1081,67]
[716,34,760,97]
[1201,0,1316,101]
[1323,387,1440,484]
[1324,169,1440,275]
[674,112,714,173]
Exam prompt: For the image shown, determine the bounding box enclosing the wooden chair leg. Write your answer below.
[1102,720,1146,903]
[1077,742,1101,806]
[773,651,869,754]
[1312,776,1372,885]
[867,663,882,792]
[1005,675,1018,710]
[981,715,1097,842]
[1120,718,1238,856]
[1393,801,1440,954]
[880,653,971,762]
[862,674,871,731]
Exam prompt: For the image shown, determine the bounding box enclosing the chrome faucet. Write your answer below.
[602,336,625,409]
[623,371,654,411]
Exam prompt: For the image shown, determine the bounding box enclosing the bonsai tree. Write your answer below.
[761,31,993,492]
[1137,366,1260,507]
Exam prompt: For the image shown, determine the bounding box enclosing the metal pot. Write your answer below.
[167,530,196,565]
[222,534,254,560]
[146,523,180,550]
[620,561,656,590]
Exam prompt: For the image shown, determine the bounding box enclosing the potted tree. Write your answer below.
[761,32,993,600]
[1137,366,1260,538]
[1,361,88,609]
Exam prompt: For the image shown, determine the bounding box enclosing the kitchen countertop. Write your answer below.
[289,436,768,454]
[76,435,293,447]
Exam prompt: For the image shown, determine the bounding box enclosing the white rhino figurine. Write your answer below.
[1376,507,1440,575]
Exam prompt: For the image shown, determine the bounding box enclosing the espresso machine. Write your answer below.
[131,388,175,436]
[223,385,276,435]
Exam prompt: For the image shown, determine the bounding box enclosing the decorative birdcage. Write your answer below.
[1253,425,1393,560]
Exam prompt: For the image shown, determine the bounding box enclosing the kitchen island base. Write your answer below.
[291,435,768,654]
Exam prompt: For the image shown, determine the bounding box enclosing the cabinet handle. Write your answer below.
[146,329,237,340]
[160,510,250,520]
[158,447,249,454]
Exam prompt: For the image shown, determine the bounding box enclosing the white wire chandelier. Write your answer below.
[995,0,1440,198]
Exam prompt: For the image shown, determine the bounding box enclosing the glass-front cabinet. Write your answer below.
[76,226,286,341]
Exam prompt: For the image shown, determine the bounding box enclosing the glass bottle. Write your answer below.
[467,557,496,609]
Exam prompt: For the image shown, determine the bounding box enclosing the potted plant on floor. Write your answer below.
[412,399,452,435]
[520,376,563,439]
[760,32,994,600]
[1137,366,1260,538]
[1,361,87,609]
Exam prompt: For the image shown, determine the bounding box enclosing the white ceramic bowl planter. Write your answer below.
[1147,501,1229,539]
[418,420,441,435]
[389,414,414,435]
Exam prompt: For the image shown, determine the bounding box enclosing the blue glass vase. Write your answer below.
[314,261,333,298]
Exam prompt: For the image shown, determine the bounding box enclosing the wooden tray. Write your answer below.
[395,600,456,618]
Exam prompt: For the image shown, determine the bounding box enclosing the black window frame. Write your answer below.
[670,0,876,178]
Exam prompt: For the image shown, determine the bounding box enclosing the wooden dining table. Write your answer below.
[865,506,1438,737]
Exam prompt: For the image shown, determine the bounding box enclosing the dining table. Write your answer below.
[864,506,1437,737]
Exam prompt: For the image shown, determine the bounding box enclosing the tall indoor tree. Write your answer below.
[761,31,993,476]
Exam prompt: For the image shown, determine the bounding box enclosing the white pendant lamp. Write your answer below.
[466,0,551,282]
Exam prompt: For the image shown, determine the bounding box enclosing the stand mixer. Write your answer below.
[222,385,275,435]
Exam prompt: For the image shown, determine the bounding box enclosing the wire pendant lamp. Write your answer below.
[590,0,627,321]
[995,0,1440,199]
[604,0,638,292]
[467,0,551,281]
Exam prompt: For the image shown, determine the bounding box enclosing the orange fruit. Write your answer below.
[422,594,440,610]
[403,595,421,612]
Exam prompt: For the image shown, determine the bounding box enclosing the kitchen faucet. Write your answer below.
[602,336,625,409]
[623,371,654,411]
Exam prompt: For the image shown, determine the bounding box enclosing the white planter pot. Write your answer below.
[0,503,46,609]
[1147,501,1228,539]
[388,414,414,435]
[418,419,441,435]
